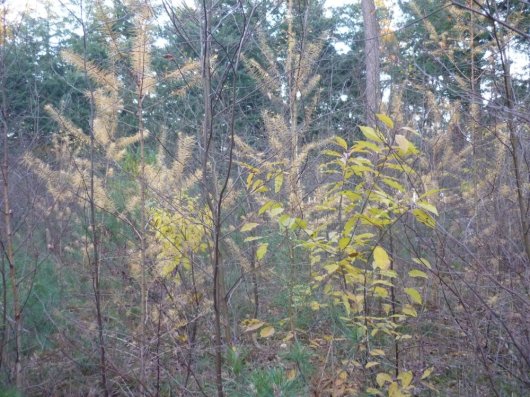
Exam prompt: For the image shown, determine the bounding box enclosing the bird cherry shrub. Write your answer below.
[239,115,437,396]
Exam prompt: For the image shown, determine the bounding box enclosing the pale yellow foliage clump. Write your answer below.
[26,2,157,221]
[62,50,120,91]
[235,24,331,220]
[45,104,89,144]
[130,2,156,97]
[163,55,201,98]
[145,132,201,197]
[237,16,332,217]
[23,151,115,212]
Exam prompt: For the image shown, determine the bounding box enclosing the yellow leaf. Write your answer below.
[373,286,388,298]
[258,200,275,215]
[274,173,284,193]
[366,387,383,396]
[323,149,343,157]
[420,381,438,391]
[161,262,176,277]
[412,257,432,269]
[256,243,268,260]
[412,208,436,228]
[252,179,265,192]
[335,136,348,149]
[408,269,428,278]
[177,333,188,343]
[339,237,350,250]
[398,370,413,387]
[283,331,294,342]
[402,304,417,317]
[350,360,362,368]
[370,349,385,356]
[241,318,264,332]
[380,270,398,278]
[241,222,259,232]
[365,361,380,369]
[269,206,284,217]
[360,126,383,142]
[395,134,410,153]
[388,382,405,397]
[381,177,405,192]
[279,214,294,228]
[244,236,263,242]
[417,201,438,216]
[246,172,254,189]
[293,218,307,230]
[324,263,339,274]
[421,367,434,380]
[373,246,391,270]
[405,288,422,304]
[376,113,394,128]
[376,372,393,387]
[260,326,275,338]
[286,368,297,380]
[372,279,394,287]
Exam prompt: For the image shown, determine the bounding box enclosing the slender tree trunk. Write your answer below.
[1,122,21,391]
[469,1,480,239]
[491,20,530,264]
[138,77,148,397]
[200,1,224,395]
[0,248,7,370]
[199,2,252,394]
[389,231,398,377]
[0,250,6,374]
[286,0,298,165]
[0,7,22,389]
[250,246,259,318]
[361,0,381,126]
[136,11,149,392]
[80,3,109,394]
